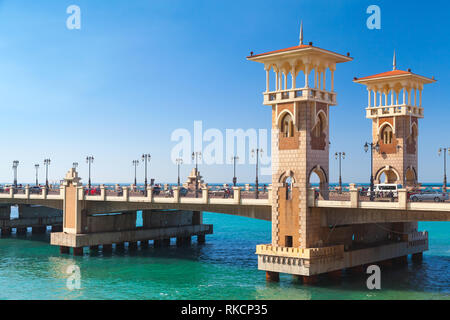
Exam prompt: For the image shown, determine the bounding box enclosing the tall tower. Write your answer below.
[354,54,435,186]
[248,26,352,280]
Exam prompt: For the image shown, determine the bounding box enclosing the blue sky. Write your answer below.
[0,0,448,184]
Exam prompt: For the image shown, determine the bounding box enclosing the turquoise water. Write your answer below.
[0,212,448,300]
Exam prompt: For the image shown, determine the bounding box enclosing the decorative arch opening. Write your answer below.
[313,112,327,138]
[406,123,418,154]
[405,167,417,186]
[280,112,294,138]
[308,165,329,200]
[375,167,400,184]
[381,124,393,145]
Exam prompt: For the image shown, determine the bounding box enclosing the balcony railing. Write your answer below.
[366,104,424,118]
[263,88,337,105]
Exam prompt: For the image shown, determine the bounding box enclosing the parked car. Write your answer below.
[410,191,449,202]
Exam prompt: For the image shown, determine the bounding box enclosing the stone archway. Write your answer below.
[405,167,417,186]
[308,165,329,200]
[375,166,400,184]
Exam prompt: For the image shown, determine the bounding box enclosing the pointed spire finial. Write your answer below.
[299,21,303,45]
[393,50,397,70]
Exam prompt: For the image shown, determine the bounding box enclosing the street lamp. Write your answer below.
[132,160,139,186]
[364,142,380,201]
[192,152,202,198]
[438,147,450,192]
[251,148,263,199]
[12,161,19,188]
[86,156,94,189]
[44,159,51,188]
[334,152,345,194]
[176,158,183,187]
[142,154,151,188]
[34,164,40,186]
[231,156,239,187]
[73,162,78,170]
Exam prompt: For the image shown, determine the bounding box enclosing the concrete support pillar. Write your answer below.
[349,183,359,208]
[1,227,12,236]
[33,226,47,234]
[140,240,149,248]
[128,241,138,250]
[115,242,125,250]
[176,237,184,247]
[192,211,203,225]
[302,275,318,285]
[173,187,180,203]
[202,187,209,204]
[398,189,407,209]
[100,184,106,201]
[232,187,241,204]
[393,255,408,265]
[183,237,191,246]
[154,239,162,248]
[16,227,27,235]
[197,234,206,244]
[327,269,342,281]
[266,271,279,282]
[60,246,70,254]
[89,245,99,251]
[73,247,83,256]
[102,244,112,253]
[162,239,171,247]
[412,252,423,262]
[51,225,63,232]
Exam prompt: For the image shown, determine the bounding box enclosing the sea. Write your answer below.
[0,208,448,300]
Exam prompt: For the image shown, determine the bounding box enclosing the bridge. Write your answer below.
[1,25,449,284]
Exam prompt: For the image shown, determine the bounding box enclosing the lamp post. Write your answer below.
[34,164,39,186]
[12,161,19,188]
[364,142,380,201]
[44,159,51,188]
[438,147,450,192]
[141,154,151,189]
[132,160,139,186]
[334,152,345,194]
[176,158,183,187]
[251,148,263,199]
[231,156,239,187]
[73,162,78,170]
[86,156,94,189]
[192,152,202,198]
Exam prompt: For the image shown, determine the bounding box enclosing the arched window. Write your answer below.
[381,125,393,144]
[313,113,326,138]
[285,176,293,200]
[280,113,294,138]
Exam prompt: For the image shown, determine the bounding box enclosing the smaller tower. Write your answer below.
[354,54,435,186]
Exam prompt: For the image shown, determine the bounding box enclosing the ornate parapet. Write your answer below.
[256,244,345,276]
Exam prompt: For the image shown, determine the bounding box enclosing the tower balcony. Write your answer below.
[263,88,337,106]
[365,104,424,119]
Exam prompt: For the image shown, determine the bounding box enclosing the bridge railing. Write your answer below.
[80,185,271,206]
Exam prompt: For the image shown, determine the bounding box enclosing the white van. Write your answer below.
[366,184,401,198]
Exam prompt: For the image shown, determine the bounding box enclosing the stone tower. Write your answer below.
[248,26,352,279]
[354,54,435,186]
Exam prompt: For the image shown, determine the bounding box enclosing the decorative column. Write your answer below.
[367,89,371,107]
[265,66,270,92]
[330,69,334,91]
[390,89,394,106]
[403,88,406,105]
[305,66,310,88]
[291,66,296,89]
[322,70,326,91]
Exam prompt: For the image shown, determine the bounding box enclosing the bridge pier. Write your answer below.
[16,227,27,235]
[128,241,138,250]
[162,238,171,247]
[89,245,99,251]
[265,271,279,282]
[102,244,113,253]
[197,234,205,244]
[73,247,83,256]
[33,226,47,234]
[140,240,149,248]
[1,228,12,236]
[60,246,70,254]
[115,242,125,250]
[412,252,423,262]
